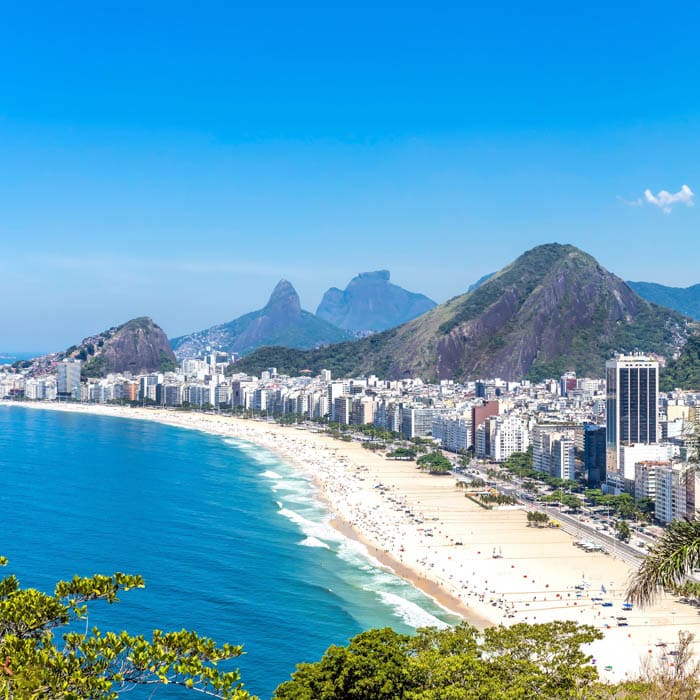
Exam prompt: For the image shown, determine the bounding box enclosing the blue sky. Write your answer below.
[2,1,699,349]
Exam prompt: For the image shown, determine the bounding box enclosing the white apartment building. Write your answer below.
[433,413,472,453]
[489,414,531,462]
[401,407,435,439]
[532,424,576,479]
[633,460,670,502]
[25,377,56,400]
[619,443,673,482]
[656,464,690,524]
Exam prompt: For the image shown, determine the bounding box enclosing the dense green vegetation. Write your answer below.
[274,621,605,699]
[158,349,178,373]
[584,489,654,521]
[387,447,418,460]
[416,451,452,474]
[0,557,252,699]
[81,354,109,379]
[273,621,699,699]
[616,520,631,542]
[232,327,399,378]
[501,449,581,494]
[660,333,700,390]
[526,511,550,527]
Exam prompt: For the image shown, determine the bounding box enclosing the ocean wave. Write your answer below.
[223,438,283,466]
[270,478,312,496]
[300,536,330,549]
[261,470,282,479]
[277,507,344,544]
[278,493,316,506]
[336,538,388,574]
[375,590,449,630]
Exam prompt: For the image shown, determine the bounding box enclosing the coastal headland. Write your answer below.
[4,400,699,682]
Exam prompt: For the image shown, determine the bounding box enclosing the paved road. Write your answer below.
[455,468,645,569]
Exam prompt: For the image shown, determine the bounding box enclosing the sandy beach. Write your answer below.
[4,400,699,682]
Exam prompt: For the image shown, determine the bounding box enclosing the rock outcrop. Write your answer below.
[316,270,436,333]
[171,280,350,359]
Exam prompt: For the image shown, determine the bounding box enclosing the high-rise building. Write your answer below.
[560,371,577,397]
[472,400,499,449]
[57,359,81,399]
[583,424,606,487]
[532,424,577,479]
[401,407,435,439]
[606,354,659,472]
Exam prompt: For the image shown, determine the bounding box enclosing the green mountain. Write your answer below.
[316,270,436,333]
[235,244,694,381]
[660,333,700,391]
[171,280,351,359]
[627,281,700,320]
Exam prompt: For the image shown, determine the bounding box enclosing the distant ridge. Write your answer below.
[171,280,351,359]
[627,280,700,321]
[467,272,494,293]
[236,243,694,381]
[316,270,436,333]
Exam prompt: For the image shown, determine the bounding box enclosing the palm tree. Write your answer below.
[626,517,700,606]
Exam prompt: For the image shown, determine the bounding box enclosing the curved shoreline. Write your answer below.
[1,401,471,624]
[3,400,699,682]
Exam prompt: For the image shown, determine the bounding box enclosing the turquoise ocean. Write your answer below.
[0,405,456,698]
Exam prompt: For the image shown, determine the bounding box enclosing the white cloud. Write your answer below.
[643,184,694,213]
[617,195,643,207]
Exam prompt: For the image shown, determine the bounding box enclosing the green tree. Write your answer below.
[626,517,700,607]
[274,628,411,700]
[274,621,604,700]
[616,520,631,542]
[0,557,252,699]
[416,452,452,474]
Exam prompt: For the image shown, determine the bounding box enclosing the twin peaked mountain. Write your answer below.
[170,272,437,359]
[236,243,695,382]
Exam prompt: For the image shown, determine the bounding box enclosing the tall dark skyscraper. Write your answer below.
[605,354,659,472]
[584,424,606,486]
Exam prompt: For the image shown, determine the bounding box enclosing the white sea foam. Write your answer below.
[277,507,344,543]
[223,438,283,466]
[300,536,330,549]
[336,537,388,573]
[261,470,282,479]
[279,493,316,506]
[271,478,312,496]
[376,591,449,630]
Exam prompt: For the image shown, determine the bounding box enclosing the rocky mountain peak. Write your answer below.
[316,270,436,332]
[351,270,391,284]
[266,279,302,315]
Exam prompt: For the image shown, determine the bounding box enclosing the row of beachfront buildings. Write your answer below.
[1,353,699,524]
